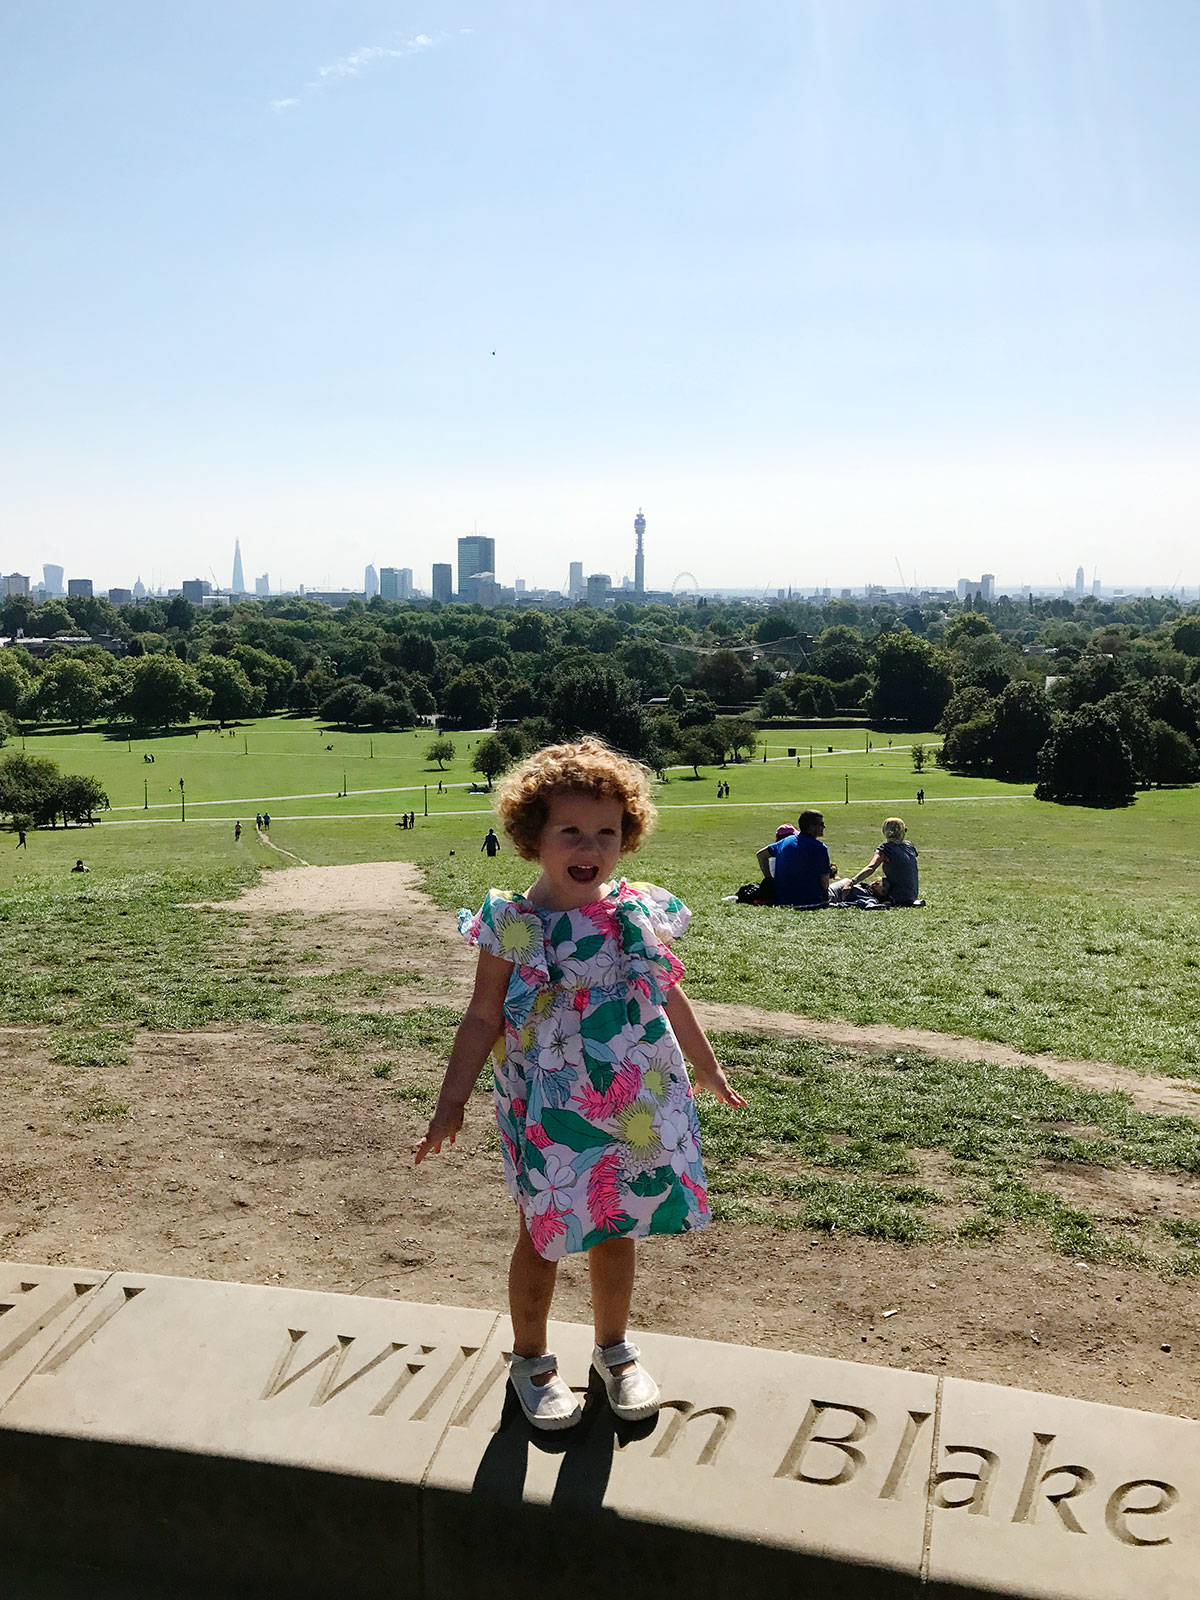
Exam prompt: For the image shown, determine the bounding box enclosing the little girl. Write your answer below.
[415,738,744,1432]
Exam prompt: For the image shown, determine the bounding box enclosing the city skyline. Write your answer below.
[3,6,1198,596]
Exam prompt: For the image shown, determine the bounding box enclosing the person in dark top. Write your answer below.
[755,810,836,907]
[481,827,500,857]
[71,860,88,872]
[848,817,920,905]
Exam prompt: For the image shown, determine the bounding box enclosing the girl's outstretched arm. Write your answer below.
[414,949,510,1163]
[664,986,747,1108]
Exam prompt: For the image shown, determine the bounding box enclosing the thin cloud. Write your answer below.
[270,30,452,111]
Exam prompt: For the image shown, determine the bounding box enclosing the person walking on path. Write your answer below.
[416,738,745,1433]
[15,828,26,849]
[262,812,270,830]
[234,821,242,842]
[481,826,500,857]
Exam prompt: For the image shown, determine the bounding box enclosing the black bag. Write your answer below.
[736,880,773,905]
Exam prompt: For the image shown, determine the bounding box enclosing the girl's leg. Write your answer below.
[588,1237,637,1371]
[509,1214,559,1382]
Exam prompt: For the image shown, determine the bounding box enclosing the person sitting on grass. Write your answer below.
[845,817,920,905]
[755,810,836,908]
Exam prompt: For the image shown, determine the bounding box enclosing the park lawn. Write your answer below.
[4,716,1200,1074]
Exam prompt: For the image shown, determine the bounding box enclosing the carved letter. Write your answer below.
[1012,1434,1094,1531]
[879,1410,932,1501]
[1105,1480,1178,1547]
[933,1446,999,1515]
[650,1402,736,1467]
[35,1285,145,1375]
[261,1328,406,1405]
[450,1355,510,1430]
[407,1345,480,1421]
[775,1400,876,1486]
[0,1281,105,1369]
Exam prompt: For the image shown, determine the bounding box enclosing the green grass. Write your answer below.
[696,1033,1200,1267]
[4,714,1200,1072]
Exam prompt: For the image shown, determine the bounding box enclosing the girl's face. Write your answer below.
[535,790,625,907]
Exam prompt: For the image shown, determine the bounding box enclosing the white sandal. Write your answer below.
[591,1340,660,1422]
[507,1353,583,1431]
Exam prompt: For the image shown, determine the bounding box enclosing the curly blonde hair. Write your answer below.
[494,738,657,861]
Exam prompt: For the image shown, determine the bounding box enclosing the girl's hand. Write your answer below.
[692,1062,747,1108]
[414,1101,465,1164]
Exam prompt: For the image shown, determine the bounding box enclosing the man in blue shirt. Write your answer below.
[756,811,835,907]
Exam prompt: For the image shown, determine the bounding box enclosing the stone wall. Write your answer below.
[0,1262,1193,1599]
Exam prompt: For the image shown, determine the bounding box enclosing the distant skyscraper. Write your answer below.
[364,563,379,599]
[43,563,64,597]
[586,573,611,607]
[232,540,245,594]
[3,573,30,597]
[458,535,495,596]
[569,561,584,601]
[255,574,270,597]
[108,588,132,607]
[1075,566,1085,598]
[67,578,93,598]
[981,573,995,603]
[432,563,453,603]
[380,566,413,602]
[634,509,646,595]
[181,580,205,603]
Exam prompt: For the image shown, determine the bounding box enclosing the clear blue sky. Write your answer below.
[2,2,1198,595]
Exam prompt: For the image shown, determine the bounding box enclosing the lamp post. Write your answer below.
[180,777,186,822]
[424,785,428,817]
[143,779,148,810]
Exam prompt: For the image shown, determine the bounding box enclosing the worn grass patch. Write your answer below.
[698,1033,1200,1268]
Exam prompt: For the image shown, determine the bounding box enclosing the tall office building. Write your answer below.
[634,509,646,595]
[67,578,93,598]
[981,573,995,603]
[232,540,245,594]
[108,588,132,607]
[1075,566,1085,598]
[457,535,495,597]
[255,574,270,597]
[568,561,584,600]
[364,564,379,599]
[181,579,205,603]
[586,573,611,607]
[380,566,413,602]
[3,574,30,597]
[43,564,64,597]
[432,563,453,603]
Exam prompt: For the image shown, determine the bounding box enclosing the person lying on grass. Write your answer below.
[415,737,745,1432]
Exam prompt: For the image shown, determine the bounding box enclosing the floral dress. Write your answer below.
[458,879,709,1261]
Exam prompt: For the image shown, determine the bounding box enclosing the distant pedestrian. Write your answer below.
[262,812,271,830]
[15,828,27,849]
[234,821,242,841]
[255,813,263,828]
[71,859,88,872]
[916,789,925,806]
[481,826,500,857]
[409,812,416,828]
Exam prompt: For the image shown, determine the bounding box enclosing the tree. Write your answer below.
[118,655,210,730]
[1171,617,1200,658]
[712,716,758,763]
[1055,651,1127,712]
[32,657,109,729]
[0,654,33,717]
[440,669,496,731]
[758,684,791,717]
[867,632,953,725]
[57,773,109,827]
[675,725,725,777]
[937,685,992,735]
[230,645,297,710]
[1140,676,1200,743]
[197,657,262,726]
[472,735,511,788]
[0,753,64,829]
[426,736,456,770]
[165,594,195,631]
[1035,706,1137,807]
[693,649,755,704]
[1145,721,1200,787]
[667,683,688,715]
[911,742,927,773]
[988,680,1055,782]
[320,681,368,726]
[810,626,867,683]
[544,661,651,758]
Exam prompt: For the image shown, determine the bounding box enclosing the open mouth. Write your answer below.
[568,865,599,884]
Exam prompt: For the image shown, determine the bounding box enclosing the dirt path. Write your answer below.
[3,860,1195,1422]
[211,861,1200,1120]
